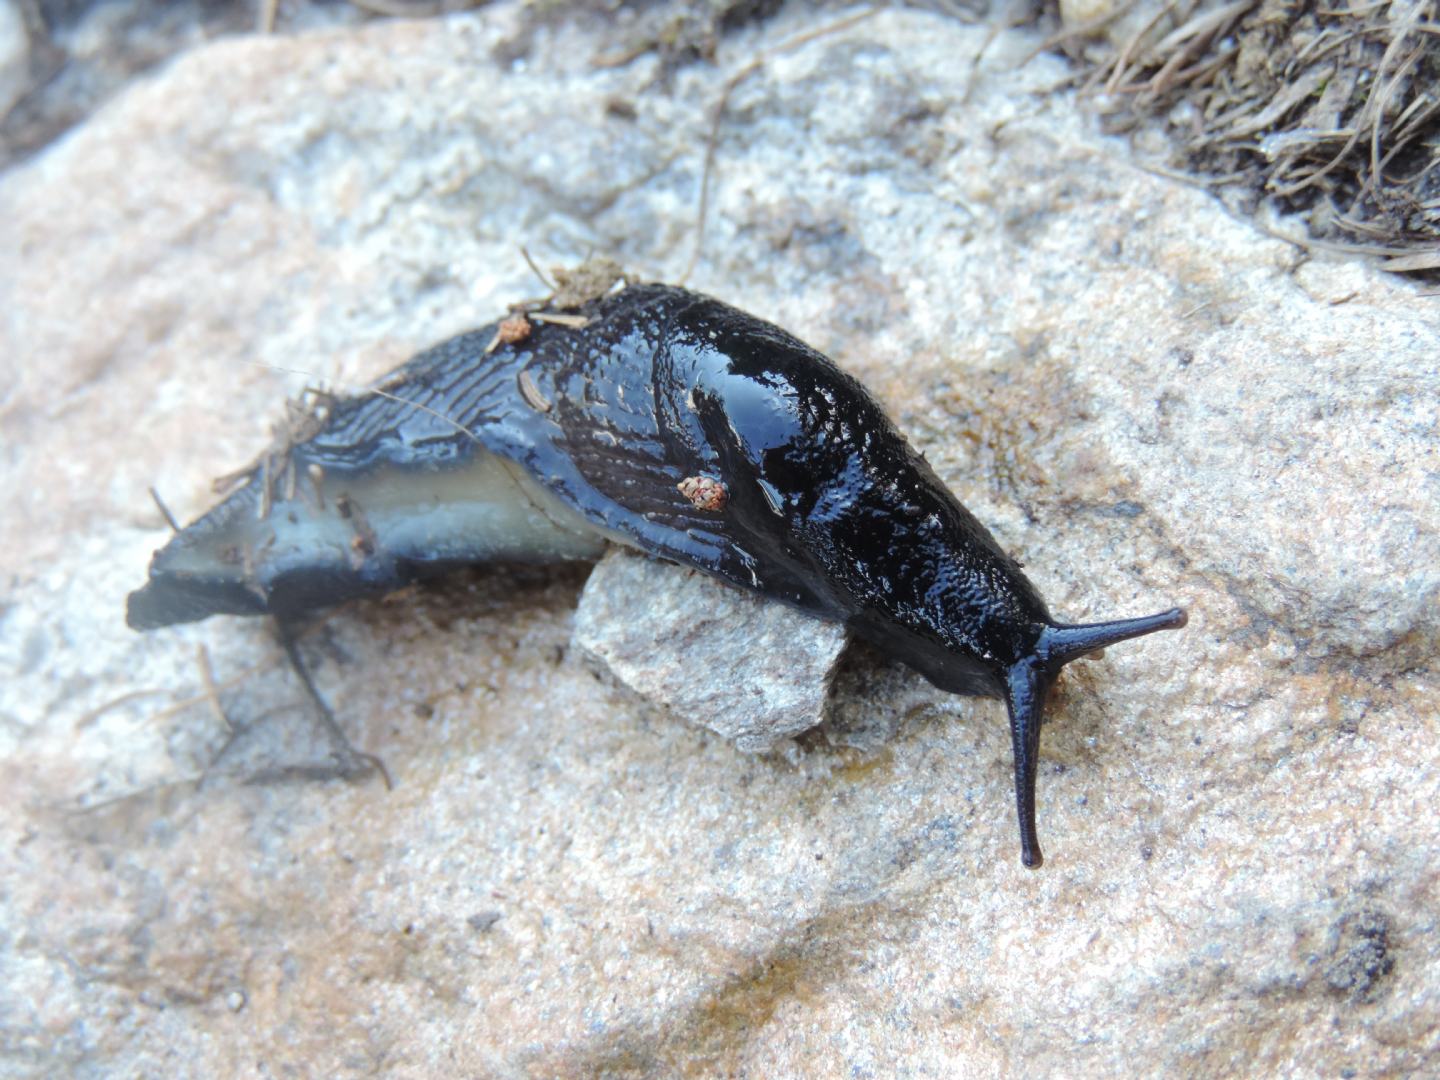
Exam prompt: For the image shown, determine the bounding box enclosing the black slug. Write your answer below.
[128,282,1185,867]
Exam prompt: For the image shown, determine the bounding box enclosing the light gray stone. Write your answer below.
[1,5,1437,1078]
[0,0,26,119]
[574,548,848,753]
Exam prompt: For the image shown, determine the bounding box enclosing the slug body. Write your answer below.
[129,283,1185,867]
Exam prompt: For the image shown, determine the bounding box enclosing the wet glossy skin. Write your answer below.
[129,283,1185,866]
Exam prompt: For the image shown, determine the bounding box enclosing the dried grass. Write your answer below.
[1043,0,1440,272]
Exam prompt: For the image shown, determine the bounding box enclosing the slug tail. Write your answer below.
[1005,661,1052,870]
[1039,607,1187,668]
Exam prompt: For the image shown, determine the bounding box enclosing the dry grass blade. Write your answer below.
[1020,0,1142,68]
[1101,1,1179,94]
[1383,250,1440,271]
[347,0,484,15]
[1043,0,1440,274]
[1148,0,1255,55]
[1143,0,1256,98]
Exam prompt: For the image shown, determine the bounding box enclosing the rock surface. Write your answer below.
[574,549,848,753]
[1,5,1437,1078]
[0,1,26,119]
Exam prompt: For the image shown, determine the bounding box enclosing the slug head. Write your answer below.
[1007,607,1188,869]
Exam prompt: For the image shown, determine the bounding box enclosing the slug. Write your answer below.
[128,282,1185,867]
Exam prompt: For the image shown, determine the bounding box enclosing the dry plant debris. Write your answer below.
[1044,0,1440,272]
[8,1,1433,273]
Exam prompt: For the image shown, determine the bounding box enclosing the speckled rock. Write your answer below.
[1,5,1437,1078]
[574,548,847,753]
[0,0,26,118]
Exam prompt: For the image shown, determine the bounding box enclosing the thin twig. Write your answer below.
[148,486,181,533]
[1271,14,1415,199]
[75,689,169,732]
[1103,0,1179,95]
[964,7,1026,105]
[142,657,279,729]
[682,6,880,285]
[197,645,234,734]
[520,246,554,293]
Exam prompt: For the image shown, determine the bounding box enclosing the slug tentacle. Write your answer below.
[1005,660,1053,870]
[1038,608,1189,669]
[1007,607,1189,869]
[129,281,1186,867]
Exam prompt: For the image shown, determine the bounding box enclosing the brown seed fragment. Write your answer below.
[678,475,728,512]
[485,314,533,355]
[497,315,532,344]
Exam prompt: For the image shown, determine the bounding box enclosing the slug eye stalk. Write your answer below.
[1007,607,1189,869]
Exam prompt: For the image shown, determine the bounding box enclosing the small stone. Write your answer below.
[496,314,531,344]
[467,911,502,933]
[0,0,28,119]
[677,475,727,511]
[1325,909,1394,1003]
[573,548,847,751]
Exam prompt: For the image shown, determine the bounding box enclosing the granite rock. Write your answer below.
[0,5,1437,1078]
[0,0,26,119]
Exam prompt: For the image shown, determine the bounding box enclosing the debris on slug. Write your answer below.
[517,369,553,413]
[485,311,587,357]
[528,312,590,329]
[212,387,337,515]
[148,486,181,533]
[485,314,533,354]
[334,492,378,569]
[547,256,627,310]
[513,252,628,315]
[678,475,728,511]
